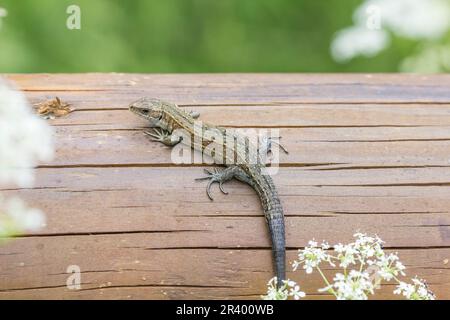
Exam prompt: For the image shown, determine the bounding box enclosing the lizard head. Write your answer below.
[129,97,164,125]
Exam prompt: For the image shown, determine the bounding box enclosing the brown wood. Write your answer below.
[1,73,450,300]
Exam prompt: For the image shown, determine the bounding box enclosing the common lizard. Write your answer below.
[129,98,287,287]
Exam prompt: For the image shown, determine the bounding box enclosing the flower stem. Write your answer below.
[316,266,338,297]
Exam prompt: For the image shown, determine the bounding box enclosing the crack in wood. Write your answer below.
[329,211,444,216]
[311,165,450,171]
[79,283,244,292]
[308,138,450,143]
[298,182,450,187]
[10,229,209,238]
[0,283,93,292]
[47,268,162,276]
[35,162,339,169]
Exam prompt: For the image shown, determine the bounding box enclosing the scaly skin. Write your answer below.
[129,97,286,286]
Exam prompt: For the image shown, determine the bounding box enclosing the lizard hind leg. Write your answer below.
[195,167,239,201]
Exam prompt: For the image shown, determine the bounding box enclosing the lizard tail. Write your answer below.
[266,206,286,288]
[241,166,286,289]
[254,172,286,288]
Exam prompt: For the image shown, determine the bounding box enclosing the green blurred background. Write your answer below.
[0,0,436,73]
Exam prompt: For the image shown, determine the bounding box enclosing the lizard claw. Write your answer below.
[268,136,289,155]
[195,168,230,201]
[206,180,215,200]
[218,181,228,195]
[144,128,170,142]
[195,169,213,181]
[271,140,289,155]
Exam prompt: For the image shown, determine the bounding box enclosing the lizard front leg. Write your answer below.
[144,128,182,147]
[261,136,289,155]
[258,136,289,165]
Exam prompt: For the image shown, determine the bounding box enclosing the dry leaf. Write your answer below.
[34,97,74,119]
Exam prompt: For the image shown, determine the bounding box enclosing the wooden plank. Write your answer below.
[43,125,450,167]
[48,105,450,126]
[2,167,450,247]
[6,73,450,104]
[28,104,450,167]
[1,73,450,300]
[0,241,448,299]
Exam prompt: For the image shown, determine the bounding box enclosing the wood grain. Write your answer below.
[1,73,450,300]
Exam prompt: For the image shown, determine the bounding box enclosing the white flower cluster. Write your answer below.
[331,0,450,62]
[293,240,332,274]
[0,79,53,238]
[0,79,53,187]
[0,7,7,20]
[264,233,435,300]
[0,196,46,237]
[262,278,305,300]
[320,270,374,300]
[394,277,435,300]
[400,44,450,72]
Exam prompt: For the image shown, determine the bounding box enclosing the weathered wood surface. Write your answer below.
[1,73,450,300]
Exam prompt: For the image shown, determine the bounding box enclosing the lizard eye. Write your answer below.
[142,109,149,114]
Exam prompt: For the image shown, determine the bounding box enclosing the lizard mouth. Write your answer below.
[129,105,154,121]
[129,105,144,114]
